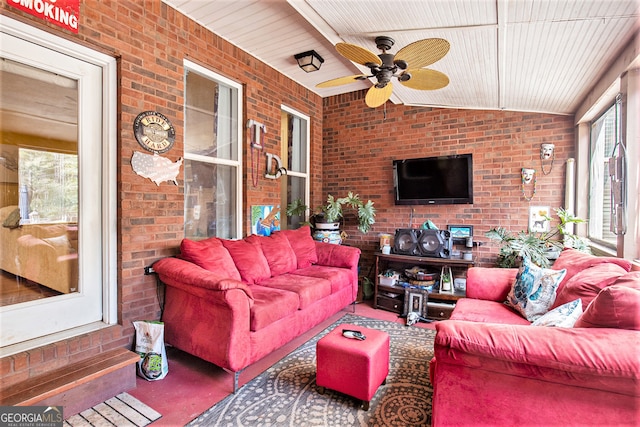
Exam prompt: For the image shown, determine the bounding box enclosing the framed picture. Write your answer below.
[251,205,280,236]
[529,206,551,233]
[403,287,429,319]
[447,224,473,243]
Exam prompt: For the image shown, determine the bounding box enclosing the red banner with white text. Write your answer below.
[8,0,79,33]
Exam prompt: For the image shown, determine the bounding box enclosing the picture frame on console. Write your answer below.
[447,225,473,244]
[403,288,429,319]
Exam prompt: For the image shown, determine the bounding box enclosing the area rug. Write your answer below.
[188,314,435,426]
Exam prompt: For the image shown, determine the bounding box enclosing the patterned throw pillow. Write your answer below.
[532,299,582,327]
[505,258,567,322]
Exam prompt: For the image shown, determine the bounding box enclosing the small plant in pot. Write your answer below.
[286,192,376,243]
[485,208,590,268]
[322,192,376,234]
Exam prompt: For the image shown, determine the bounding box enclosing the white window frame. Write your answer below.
[281,105,310,228]
[183,60,243,238]
[0,16,117,357]
[575,66,639,262]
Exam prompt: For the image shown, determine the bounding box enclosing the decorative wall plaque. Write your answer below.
[133,111,176,154]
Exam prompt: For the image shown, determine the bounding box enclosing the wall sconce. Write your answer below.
[294,50,324,73]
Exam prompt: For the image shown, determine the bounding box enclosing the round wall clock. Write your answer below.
[133,111,176,154]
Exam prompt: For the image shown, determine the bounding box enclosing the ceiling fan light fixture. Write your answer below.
[294,50,324,73]
[320,36,450,108]
[394,59,408,70]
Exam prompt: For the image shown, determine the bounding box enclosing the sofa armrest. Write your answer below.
[434,320,640,396]
[153,257,253,302]
[466,267,517,301]
[314,241,361,269]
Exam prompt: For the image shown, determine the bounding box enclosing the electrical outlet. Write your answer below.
[144,266,155,275]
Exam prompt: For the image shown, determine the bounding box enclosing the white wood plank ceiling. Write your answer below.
[165,0,640,115]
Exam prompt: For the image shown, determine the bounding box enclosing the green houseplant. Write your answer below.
[286,192,376,234]
[485,208,590,268]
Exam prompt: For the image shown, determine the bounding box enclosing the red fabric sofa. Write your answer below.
[152,226,360,391]
[431,249,640,426]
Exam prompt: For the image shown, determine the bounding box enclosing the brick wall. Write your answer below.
[0,2,322,387]
[322,90,576,274]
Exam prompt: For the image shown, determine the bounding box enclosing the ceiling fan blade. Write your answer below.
[316,74,368,88]
[395,38,450,69]
[400,69,449,90]
[365,83,393,108]
[336,43,382,66]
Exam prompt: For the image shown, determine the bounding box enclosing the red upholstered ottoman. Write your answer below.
[316,324,390,410]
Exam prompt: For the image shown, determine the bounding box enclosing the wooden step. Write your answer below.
[0,348,139,418]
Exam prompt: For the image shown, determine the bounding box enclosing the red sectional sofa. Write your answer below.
[152,226,360,392]
[431,249,640,426]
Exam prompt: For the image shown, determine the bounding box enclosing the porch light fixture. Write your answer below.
[294,50,324,72]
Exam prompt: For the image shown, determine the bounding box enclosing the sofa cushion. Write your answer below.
[574,272,640,330]
[153,257,253,300]
[259,274,331,309]
[551,248,632,292]
[180,238,241,281]
[248,285,299,332]
[466,267,518,301]
[434,321,640,397]
[532,299,582,328]
[281,225,318,268]
[221,238,271,285]
[450,298,530,325]
[291,265,353,293]
[246,232,297,277]
[505,258,566,321]
[551,262,627,310]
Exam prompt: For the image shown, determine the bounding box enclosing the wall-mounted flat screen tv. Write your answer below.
[393,154,473,205]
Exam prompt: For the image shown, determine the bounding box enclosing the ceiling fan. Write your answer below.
[317,36,450,108]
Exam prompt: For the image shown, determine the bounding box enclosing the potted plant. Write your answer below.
[439,266,453,293]
[322,192,376,234]
[485,208,590,268]
[285,198,312,229]
[286,192,376,242]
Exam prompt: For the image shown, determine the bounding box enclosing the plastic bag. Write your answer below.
[133,320,168,381]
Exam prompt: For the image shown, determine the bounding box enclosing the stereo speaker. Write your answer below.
[393,228,419,255]
[417,229,452,258]
[393,228,452,258]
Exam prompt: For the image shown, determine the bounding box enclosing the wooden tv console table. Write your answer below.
[374,252,475,320]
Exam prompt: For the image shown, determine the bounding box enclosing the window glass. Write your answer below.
[1,59,79,305]
[286,114,307,173]
[281,108,310,229]
[588,104,617,247]
[184,63,241,239]
[18,148,78,224]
